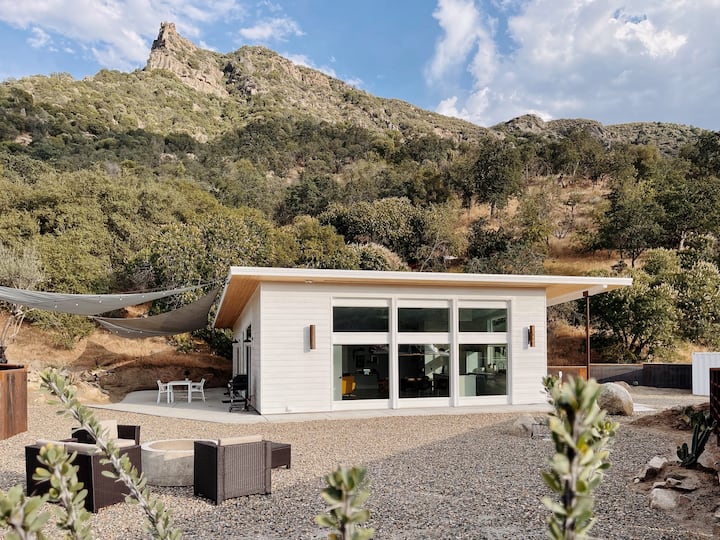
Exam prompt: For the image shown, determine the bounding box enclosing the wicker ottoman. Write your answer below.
[271,442,291,469]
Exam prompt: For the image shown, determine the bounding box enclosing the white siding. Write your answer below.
[692,352,720,395]
[254,282,549,414]
[259,283,333,414]
[507,290,547,405]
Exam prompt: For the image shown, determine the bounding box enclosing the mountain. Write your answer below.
[143,21,705,153]
[2,22,705,154]
[144,22,488,142]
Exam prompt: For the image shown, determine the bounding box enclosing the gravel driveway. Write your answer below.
[1,385,714,539]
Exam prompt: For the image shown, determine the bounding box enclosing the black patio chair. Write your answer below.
[223,374,248,412]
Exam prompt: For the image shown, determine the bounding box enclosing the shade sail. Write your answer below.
[92,287,220,338]
[0,285,205,316]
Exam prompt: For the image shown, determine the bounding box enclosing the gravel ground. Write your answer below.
[1,386,714,539]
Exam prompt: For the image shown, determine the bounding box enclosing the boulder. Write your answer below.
[613,380,632,392]
[598,382,634,415]
[697,444,720,471]
[649,488,676,510]
[635,456,668,482]
[511,414,540,436]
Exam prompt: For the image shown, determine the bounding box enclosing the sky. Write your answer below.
[0,0,718,130]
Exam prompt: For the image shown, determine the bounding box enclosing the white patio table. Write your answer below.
[168,379,195,403]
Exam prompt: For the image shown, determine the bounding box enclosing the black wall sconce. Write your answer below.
[309,324,316,350]
[528,325,536,347]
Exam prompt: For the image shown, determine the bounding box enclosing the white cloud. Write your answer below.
[284,53,364,89]
[258,0,283,13]
[612,16,686,58]
[0,0,244,71]
[427,0,496,86]
[27,26,51,48]
[284,53,336,78]
[436,96,464,118]
[238,17,303,42]
[428,0,720,128]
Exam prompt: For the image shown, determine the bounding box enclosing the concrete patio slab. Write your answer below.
[90,386,669,424]
[90,386,559,424]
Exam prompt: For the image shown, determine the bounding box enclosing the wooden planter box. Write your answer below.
[0,364,28,439]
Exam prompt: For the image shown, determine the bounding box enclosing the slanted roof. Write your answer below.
[214,267,632,329]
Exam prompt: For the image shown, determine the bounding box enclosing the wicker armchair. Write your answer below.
[71,420,141,446]
[193,436,272,504]
[25,440,142,512]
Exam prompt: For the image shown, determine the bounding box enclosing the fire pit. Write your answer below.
[141,438,211,486]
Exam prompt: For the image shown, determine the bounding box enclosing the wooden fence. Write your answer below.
[547,363,692,389]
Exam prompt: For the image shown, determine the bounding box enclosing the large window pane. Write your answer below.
[398,308,448,332]
[398,344,449,398]
[333,345,389,400]
[459,308,507,332]
[333,307,389,332]
[459,344,507,396]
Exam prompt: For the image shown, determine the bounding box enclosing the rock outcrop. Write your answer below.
[145,22,227,97]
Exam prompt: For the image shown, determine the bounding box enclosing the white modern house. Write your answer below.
[213,267,631,415]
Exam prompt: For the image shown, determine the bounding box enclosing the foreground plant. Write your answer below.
[38,368,182,539]
[677,408,717,468]
[1,433,98,539]
[33,441,93,539]
[315,465,374,540]
[0,485,50,540]
[541,376,618,540]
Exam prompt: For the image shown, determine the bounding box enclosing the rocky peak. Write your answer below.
[145,22,227,97]
[502,114,547,134]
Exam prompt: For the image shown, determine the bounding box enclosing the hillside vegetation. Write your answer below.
[1,22,719,365]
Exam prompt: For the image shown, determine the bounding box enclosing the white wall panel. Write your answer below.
[506,291,547,404]
[692,352,720,395]
[259,283,333,414]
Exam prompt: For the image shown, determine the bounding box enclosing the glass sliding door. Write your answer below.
[332,303,390,401]
[458,344,507,396]
[398,344,450,398]
[333,345,389,400]
[458,303,508,398]
[397,303,450,400]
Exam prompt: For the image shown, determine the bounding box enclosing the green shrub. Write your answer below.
[26,312,95,349]
[315,465,374,540]
[541,376,618,540]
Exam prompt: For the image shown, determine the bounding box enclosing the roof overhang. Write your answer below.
[213,267,632,329]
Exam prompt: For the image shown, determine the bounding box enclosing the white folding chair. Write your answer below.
[157,380,173,403]
[189,378,206,402]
